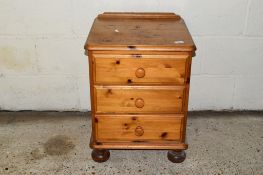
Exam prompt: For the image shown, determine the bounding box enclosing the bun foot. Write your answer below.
[167,150,186,163]
[91,149,110,163]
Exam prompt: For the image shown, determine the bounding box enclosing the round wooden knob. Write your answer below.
[135,126,144,136]
[135,98,144,108]
[135,68,145,78]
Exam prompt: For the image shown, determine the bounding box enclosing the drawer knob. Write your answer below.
[135,98,144,108]
[135,68,145,78]
[135,126,144,136]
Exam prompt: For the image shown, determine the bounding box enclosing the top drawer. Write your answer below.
[93,54,188,85]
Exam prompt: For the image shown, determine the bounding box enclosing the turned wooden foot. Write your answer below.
[91,149,110,163]
[167,150,186,163]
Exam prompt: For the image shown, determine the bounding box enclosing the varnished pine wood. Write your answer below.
[94,86,185,113]
[91,50,191,56]
[95,114,184,142]
[92,142,188,150]
[85,13,196,51]
[90,135,188,150]
[182,57,192,142]
[87,51,97,147]
[93,54,188,85]
[98,12,181,20]
[85,12,196,162]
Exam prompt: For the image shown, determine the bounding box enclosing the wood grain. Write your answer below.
[98,12,181,20]
[94,54,188,85]
[85,13,195,156]
[87,51,97,145]
[94,86,185,114]
[95,114,183,142]
[90,135,188,150]
[85,13,196,52]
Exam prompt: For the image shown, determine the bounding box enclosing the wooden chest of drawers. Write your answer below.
[84,12,196,163]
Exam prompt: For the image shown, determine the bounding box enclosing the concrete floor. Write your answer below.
[0,111,262,175]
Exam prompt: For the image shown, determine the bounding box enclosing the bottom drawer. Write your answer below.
[95,114,184,142]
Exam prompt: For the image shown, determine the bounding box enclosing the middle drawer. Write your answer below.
[94,86,185,114]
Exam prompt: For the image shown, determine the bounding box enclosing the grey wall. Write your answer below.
[0,0,263,111]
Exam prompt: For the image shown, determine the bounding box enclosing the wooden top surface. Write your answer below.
[85,12,196,52]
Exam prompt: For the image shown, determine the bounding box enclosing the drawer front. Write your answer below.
[95,115,183,142]
[93,54,188,85]
[95,86,184,114]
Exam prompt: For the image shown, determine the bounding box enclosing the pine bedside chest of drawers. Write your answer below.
[84,12,196,163]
